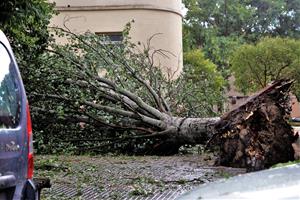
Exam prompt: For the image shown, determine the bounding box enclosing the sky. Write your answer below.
[181,3,188,16]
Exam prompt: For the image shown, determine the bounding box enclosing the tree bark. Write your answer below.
[146,117,220,155]
[167,117,220,144]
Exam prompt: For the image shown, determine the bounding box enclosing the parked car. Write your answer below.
[177,163,300,199]
[0,30,47,199]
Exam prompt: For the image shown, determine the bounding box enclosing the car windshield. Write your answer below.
[0,43,21,128]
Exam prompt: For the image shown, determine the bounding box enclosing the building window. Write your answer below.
[95,32,123,43]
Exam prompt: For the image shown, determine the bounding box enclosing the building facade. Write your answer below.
[49,0,183,78]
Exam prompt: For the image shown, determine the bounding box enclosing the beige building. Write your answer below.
[49,0,183,78]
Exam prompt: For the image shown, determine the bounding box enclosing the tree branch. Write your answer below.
[47,48,166,120]
[77,127,175,151]
[31,93,167,129]
[49,27,171,115]
[275,63,291,81]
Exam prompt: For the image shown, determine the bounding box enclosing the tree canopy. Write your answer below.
[183,0,300,70]
[184,0,300,46]
[0,0,54,81]
[179,49,225,116]
[230,37,300,97]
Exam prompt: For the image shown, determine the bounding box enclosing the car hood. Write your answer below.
[177,163,300,199]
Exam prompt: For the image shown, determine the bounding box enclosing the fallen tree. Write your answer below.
[30,27,224,155]
[29,29,297,168]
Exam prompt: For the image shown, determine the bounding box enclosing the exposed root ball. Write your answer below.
[213,80,297,171]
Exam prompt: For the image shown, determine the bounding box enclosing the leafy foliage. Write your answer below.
[184,0,300,45]
[168,49,225,117]
[0,0,55,88]
[202,34,245,73]
[183,0,300,70]
[230,37,300,97]
[0,1,58,153]
[183,0,254,43]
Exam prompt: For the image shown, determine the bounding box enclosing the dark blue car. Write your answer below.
[0,30,40,199]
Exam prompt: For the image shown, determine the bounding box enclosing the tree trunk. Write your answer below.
[174,117,220,144]
[140,117,220,155]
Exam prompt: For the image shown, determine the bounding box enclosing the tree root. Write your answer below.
[212,80,298,171]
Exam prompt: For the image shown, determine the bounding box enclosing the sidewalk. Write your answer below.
[36,155,245,199]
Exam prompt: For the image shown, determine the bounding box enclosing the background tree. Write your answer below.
[0,0,54,87]
[250,0,300,39]
[183,0,300,70]
[230,37,300,97]
[172,49,225,117]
